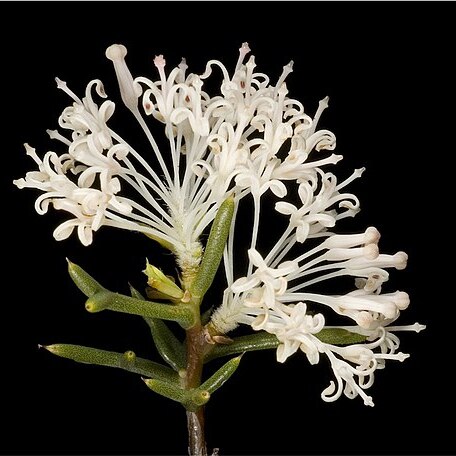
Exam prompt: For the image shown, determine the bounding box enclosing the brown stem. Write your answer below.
[185,324,208,456]
[187,409,207,456]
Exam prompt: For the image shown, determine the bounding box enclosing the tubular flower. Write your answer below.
[15,43,424,406]
[212,230,424,406]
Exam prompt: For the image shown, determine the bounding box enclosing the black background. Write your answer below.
[2,2,453,455]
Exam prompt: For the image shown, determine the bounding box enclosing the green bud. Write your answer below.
[144,261,184,300]
[67,260,105,297]
[190,197,234,300]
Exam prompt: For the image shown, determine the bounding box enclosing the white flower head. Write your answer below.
[15,43,424,406]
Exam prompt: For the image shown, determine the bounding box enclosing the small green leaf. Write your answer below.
[190,197,234,300]
[316,328,367,345]
[143,378,210,411]
[129,284,145,300]
[42,344,178,382]
[205,332,279,362]
[67,260,105,297]
[85,291,196,329]
[201,306,214,325]
[144,318,186,371]
[143,378,186,403]
[130,285,187,371]
[200,355,242,394]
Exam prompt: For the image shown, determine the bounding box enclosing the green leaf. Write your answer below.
[130,285,187,371]
[200,355,242,394]
[85,290,196,329]
[190,197,234,300]
[42,344,178,382]
[143,379,210,411]
[144,318,187,371]
[143,378,186,403]
[205,329,367,361]
[201,306,214,325]
[205,332,279,362]
[316,328,367,345]
[67,260,105,297]
[129,284,145,300]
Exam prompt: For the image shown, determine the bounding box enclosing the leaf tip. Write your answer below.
[123,350,136,362]
[178,369,187,379]
[191,389,211,406]
[42,344,59,354]
[85,300,96,313]
[201,390,210,401]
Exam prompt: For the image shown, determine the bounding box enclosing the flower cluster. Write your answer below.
[212,238,423,406]
[15,43,424,406]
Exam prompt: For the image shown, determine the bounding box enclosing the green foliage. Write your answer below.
[206,329,366,361]
[200,356,242,394]
[143,378,210,411]
[43,344,178,382]
[317,328,367,345]
[67,259,104,297]
[51,201,367,418]
[84,289,196,329]
[190,197,234,300]
[144,318,187,371]
[205,332,280,362]
[130,286,186,370]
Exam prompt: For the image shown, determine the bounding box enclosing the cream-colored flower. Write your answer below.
[15,43,424,406]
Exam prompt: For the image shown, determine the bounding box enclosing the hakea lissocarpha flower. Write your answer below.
[15,43,424,407]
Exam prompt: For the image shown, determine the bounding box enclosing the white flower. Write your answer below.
[231,249,298,300]
[212,221,424,405]
[273,302,325,364]
[15,43,424,406]
[16,44,337,267]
